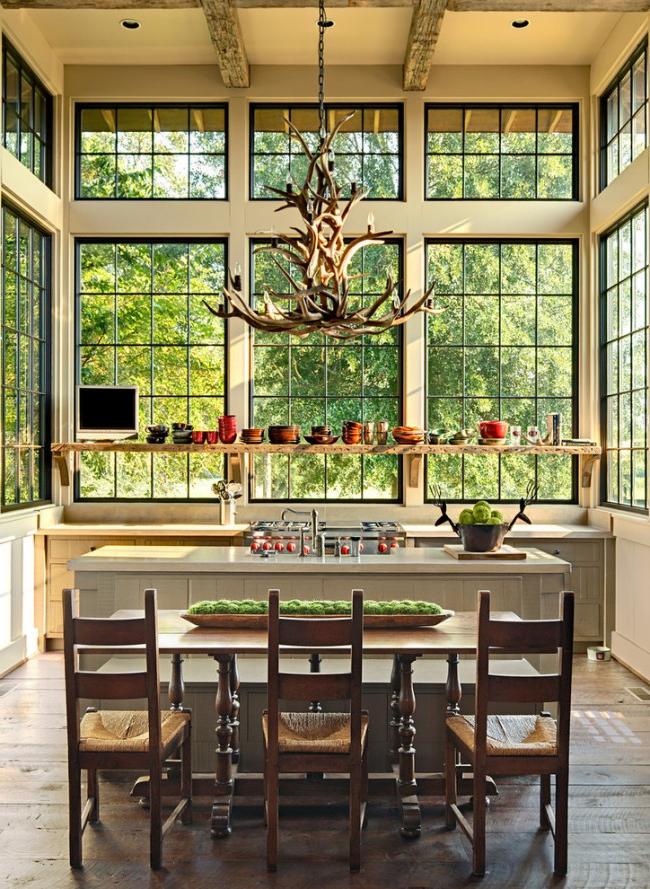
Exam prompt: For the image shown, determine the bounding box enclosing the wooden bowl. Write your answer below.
[181,610,455,630]
[304,434,340,445]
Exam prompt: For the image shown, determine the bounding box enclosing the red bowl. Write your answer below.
[192,430,207,444]
[479,420,508,440]
[206,430,219,444]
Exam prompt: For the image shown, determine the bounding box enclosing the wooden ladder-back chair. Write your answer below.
[445,589,574,877]
[263,588,369,872]
[63,587,192,870]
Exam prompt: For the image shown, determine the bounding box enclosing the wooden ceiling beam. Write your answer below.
[448,1,650,10]
[199,0,249,87]
[403,0,447,91]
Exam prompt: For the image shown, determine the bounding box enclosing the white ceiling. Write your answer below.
[26,7,622,68]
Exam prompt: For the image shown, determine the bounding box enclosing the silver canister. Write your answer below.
[376,420,389,445]
[363,421,375,444]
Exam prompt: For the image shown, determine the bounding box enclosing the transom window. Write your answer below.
[600,204,648,512]
[251,104,402,200]
[75,239,226,500]
[600,40,648,189]
[250,238,402,501]
[426,103,577,200]
[2,39,53,187]
[75,104,227,199]
[1,204,51,510]
[425,239,577,503]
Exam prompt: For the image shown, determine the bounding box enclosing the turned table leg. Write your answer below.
[397,654,420,838]
[212,654,235,838]
[230,655,240,764]
[169,653,185,711]
[389,654,401,767]
[446,652,461,716]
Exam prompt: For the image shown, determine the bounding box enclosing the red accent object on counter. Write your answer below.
[250,541,260,553]
[390,537,399,550]
[262,539,272,551]
[286,540,297,553]
[274,540,284,552]
[359,542,364,553]
[378,541,388,554]
[341,544,350,555]
[302,544,311,555]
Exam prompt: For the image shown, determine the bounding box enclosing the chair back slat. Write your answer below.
[278,616,353,648]
[487,673,561,703]
[76,671,149,700]
[278,672,352,701]
[266,588,364,762]
[73,617,148,647]
[485,618,565,653]
[473,589,574,766]
[63,587,162,754]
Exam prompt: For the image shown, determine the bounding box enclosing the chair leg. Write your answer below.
[361,744,369,829]
[540,773,551,830]
[266,759,279,872]
[87,768,99,824]
[68,761,83,869]
[180,733,192,825]
[349,762,361,873]
[472,768,486,877]
[445,736,458,830]
[149,765,163,870]
[554,769,569,877]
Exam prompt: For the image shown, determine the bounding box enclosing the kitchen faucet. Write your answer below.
[282,507,321,556]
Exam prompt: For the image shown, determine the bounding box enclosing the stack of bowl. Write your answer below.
[218,415,238,444]
[304,425,339,445]
[241,427,265,444]
[172,423,193,444]
[146,424,169,444]
[342,421,363,444]
[268,425,301,444]
[392,425,425,444]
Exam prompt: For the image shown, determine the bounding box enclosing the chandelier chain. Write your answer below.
[318,0,326,141]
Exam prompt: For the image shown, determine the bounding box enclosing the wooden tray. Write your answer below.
[180,610,454,630]
[444,544,526,560]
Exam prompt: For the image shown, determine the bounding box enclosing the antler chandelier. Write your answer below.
[204,0,437,340]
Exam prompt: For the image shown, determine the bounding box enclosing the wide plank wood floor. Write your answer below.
[1,653,649,888]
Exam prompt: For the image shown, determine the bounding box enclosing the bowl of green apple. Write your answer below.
[456,500,507,552]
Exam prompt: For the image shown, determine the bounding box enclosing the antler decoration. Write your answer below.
[204,113,439,340]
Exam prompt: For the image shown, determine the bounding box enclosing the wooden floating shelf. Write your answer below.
[51,441,601,489]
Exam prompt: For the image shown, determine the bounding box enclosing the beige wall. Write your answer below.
[587,13,650,682]
[61,62,592,524]
[0,9,64,673]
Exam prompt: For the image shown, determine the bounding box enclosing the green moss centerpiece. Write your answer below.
[181,599,453,629]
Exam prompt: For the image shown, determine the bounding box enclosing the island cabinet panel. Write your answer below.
[42,531,243,646]
[413,535,606,644]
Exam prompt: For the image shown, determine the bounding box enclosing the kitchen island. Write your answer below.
[70,543,573,631]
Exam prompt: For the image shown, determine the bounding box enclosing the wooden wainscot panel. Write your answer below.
[189,576,246,603]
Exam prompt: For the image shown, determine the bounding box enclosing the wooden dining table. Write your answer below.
[83,608,518,840]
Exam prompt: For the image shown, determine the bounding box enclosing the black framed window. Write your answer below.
[75,104,227,199]
[425,239,578,503]
[75,238,226,500]
[2,39,53,187]
[249,238,402,501]
[426,103,578,200]
[251,104,403,200]
[1,204,51,510]
[600,203,648,512]
[600,40,648,190]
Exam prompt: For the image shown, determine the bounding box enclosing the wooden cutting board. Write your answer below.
[443,544,527,560]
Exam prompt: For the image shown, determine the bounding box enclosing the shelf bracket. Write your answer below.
[581,453,599,489]
[408,454,422,488]
[53,451,70,487]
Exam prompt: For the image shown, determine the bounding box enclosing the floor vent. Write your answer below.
[625,686,650,702]
[0,685,16,699]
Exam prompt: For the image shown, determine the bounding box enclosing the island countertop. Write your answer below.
[69,544,570,575]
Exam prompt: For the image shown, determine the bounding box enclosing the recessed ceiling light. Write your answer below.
[120,19,141,31]
[512,19,529,29]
